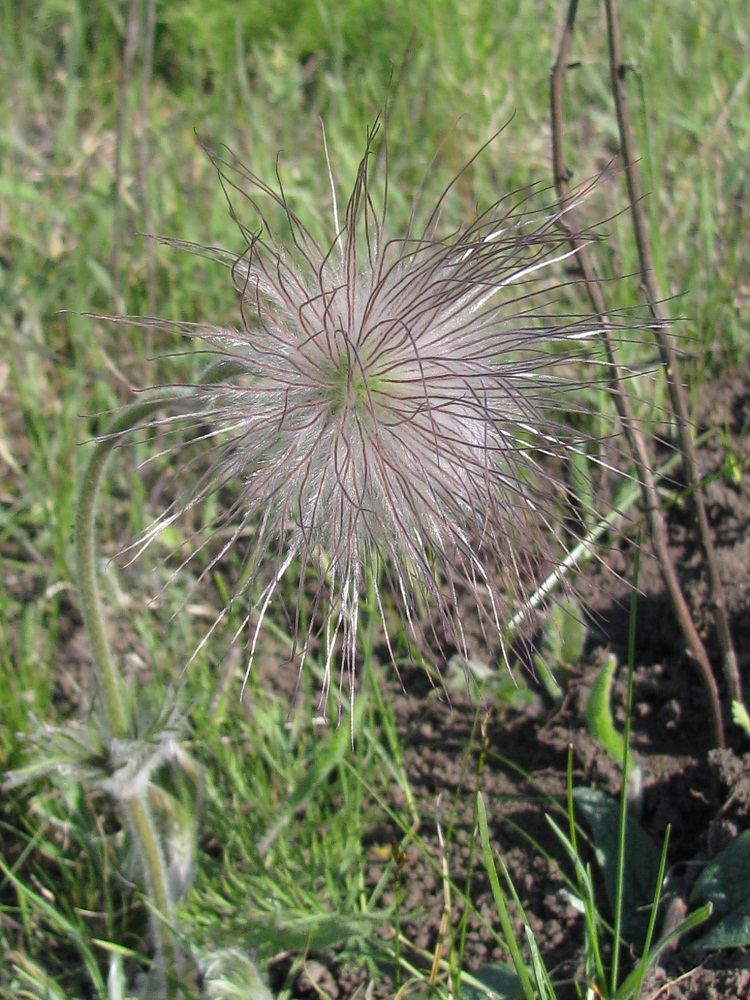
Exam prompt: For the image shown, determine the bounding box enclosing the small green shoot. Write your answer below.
[585,654,639,776]
[533,596,588,701]
[731,699,750,741]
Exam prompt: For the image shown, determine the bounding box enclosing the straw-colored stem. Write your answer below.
[603,0,741,708]
[548,0,725,747]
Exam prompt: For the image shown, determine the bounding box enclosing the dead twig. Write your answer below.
[549,0,724,746]
[429,796,452,994]
[603,0,741,708]
[112,0,141,314]
[137,0,158,327]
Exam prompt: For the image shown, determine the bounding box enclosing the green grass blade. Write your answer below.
[612,540,641,991]
[0,854,109,998]
[477,793,536,1000]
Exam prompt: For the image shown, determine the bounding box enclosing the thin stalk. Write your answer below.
[456,711,490,975]
[75,362,238,996]
[477,794,536,1000]
[75,359,242,740]
[75,388,193,740]
[603,0,741,708]
[125,792,178,995]
[549,0,724,747]
[75,387,192,998]
[627,828,670,1000]
[612,541,640,991]
[566,747,606,987]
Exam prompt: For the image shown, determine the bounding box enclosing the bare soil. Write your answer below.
[7,370,748,1000]
[277,369,750,1000]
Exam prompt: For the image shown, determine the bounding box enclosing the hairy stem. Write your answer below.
[75,388,192,741]
[126,792,178,995]
[75,387,192,997]
[75,359,244,991]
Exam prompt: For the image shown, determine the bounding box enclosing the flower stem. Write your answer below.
[75,360,244,993]
[75,389,190,740]
[126,791,179,995]
[75,359,240,740]
[75,386,196,997]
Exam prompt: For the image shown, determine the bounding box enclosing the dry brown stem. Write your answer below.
[137,0,158,324]
[603,0,741,708]
[549,0,725,746]
[112,0,141,313]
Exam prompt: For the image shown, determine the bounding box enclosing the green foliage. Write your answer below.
[2,0,749,995]
[586,654,639,775]
[690,831,750,950]
[534,596,588,701]
[478,775,710,1000]
[573,787,663,950]
[477,793,536,999]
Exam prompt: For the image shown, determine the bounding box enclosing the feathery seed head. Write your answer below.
[147,122,602,705]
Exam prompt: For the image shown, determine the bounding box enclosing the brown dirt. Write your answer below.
[9,369,748,999]
[274,368,750,1000]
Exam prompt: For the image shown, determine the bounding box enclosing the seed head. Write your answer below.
[140,122,603,707]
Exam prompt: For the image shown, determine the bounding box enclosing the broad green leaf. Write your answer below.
[689,830,750,949]
[461,963,525,999]
[573,787,663,949]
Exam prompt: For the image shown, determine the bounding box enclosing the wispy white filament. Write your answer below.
[136,122,611,709]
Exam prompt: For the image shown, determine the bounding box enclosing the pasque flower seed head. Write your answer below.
[138,122,604,707]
